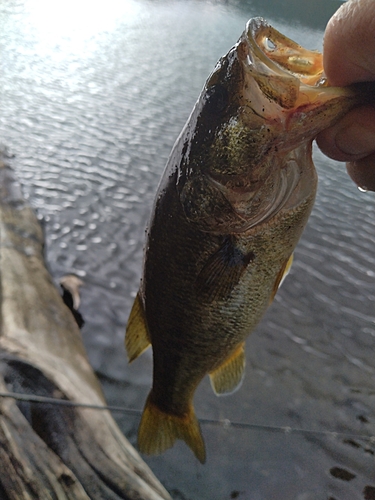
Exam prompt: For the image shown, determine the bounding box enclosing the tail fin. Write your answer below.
[138,394,206,464]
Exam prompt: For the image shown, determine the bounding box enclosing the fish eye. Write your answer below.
[265,37,276,51]
[205,84,229,114]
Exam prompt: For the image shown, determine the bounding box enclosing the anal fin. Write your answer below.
[209,343,246,396]
[138,394,206,464]
[125,292,151,362]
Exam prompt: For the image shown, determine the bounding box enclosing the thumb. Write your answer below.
[323,0,375,86]
[316,106,375,162]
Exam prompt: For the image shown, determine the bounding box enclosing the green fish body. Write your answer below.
[126,18,359,463]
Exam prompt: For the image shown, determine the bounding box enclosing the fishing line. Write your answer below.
[0,391,141,415]
[1,391,374,443]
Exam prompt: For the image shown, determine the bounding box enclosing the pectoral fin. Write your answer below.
[209,343,246,396]
[125,293,151,362]
[196,237,255,302]
[270,253,294,303]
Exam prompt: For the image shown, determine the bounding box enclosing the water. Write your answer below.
[1,0,374,498]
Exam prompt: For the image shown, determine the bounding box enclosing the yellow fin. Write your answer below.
[209,343,245,396]
[270,253,294,303]
[125,293,151,363]
[138,395,206,464]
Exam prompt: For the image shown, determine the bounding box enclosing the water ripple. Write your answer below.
[1,1,374,494]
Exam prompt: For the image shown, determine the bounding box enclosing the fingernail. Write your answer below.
[335,125,375,157]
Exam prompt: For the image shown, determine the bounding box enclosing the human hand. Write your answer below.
[316,0,375,191]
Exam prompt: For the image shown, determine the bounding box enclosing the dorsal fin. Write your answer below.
[270,253,294,303]
[125,293,151,363]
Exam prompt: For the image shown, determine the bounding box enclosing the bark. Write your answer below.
[0,152,171,500]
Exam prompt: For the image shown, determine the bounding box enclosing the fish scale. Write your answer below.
[125,17,365,463]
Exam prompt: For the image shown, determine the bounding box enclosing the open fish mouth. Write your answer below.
[214,17,358,229]
[195,18,351,234]
[241,17,353,113]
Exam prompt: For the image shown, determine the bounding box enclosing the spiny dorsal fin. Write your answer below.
[209,343,246,396]
[125,293,151,363]
[270,253,294,303]
[138,395,206,464]
[196,237,255,302]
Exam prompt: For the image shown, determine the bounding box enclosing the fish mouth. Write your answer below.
[220,17,357,230]
[240,17,354,119]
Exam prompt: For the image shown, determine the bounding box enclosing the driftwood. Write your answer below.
[0,152,171,500]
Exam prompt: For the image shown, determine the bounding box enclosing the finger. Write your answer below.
[323,0,375,86]
[316,105,375,161]
[346,155,375,192]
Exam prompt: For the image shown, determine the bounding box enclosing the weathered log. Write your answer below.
[0,152,171,500]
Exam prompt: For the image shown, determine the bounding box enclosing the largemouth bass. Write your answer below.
[125,18,362,463]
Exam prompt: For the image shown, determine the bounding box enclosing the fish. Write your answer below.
[125,17,363,463]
